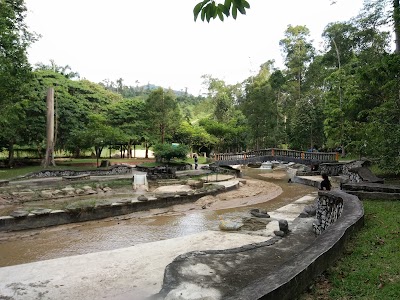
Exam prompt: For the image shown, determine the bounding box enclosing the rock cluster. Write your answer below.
[274,219,290,237]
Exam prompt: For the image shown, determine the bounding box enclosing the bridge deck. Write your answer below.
[213,148,338,166]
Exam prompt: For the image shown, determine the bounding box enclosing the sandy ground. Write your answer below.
[144,179,283,217]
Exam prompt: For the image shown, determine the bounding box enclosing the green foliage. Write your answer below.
[194,0,250,22]
[303,200,400,299]
[145,88,182,144]
[153,143,189,162]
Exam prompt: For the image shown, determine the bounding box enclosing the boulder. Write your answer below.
[250,208,270,218]
[137,195,148,201]
[10,210,29,218]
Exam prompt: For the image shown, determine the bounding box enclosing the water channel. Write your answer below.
[0,168,315,267]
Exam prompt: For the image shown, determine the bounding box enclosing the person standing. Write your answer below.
[194,154,198,170]
[320,174,332,190]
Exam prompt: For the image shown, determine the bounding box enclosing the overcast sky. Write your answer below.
[25,0,365,95]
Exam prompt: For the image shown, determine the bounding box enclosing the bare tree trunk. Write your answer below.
[42,88,56,167]
[145,142,149,159]
[395,0,400,53]
[7,142,14,167]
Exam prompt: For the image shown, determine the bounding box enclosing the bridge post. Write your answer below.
[335,152,339,161]
[272,148,275,157]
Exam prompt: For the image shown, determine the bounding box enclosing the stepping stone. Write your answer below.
[10,210,29,218]
[31,208,52,215]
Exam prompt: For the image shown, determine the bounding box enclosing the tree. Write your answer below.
[107,97,147,158]
[145,88,182,144]
[0,0,36,166]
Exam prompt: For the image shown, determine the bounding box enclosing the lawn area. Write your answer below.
[301,200,400,300]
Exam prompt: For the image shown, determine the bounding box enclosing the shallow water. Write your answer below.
[0,168,315,267]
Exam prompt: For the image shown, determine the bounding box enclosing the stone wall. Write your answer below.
[313,191,344,235]
[22,165,133,179]
[319,162,345,176]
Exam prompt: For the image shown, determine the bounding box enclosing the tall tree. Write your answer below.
[145,88,181,144]
[0,0,36,166]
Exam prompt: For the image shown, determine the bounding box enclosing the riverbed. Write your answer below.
[0,168,315,267]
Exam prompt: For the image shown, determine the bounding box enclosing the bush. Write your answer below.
[153,143,189,162]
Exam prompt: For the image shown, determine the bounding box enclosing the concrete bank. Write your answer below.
[154,190,364,300]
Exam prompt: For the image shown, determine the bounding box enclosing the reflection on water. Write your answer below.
[0,167,315,267]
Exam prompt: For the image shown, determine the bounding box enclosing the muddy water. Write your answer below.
[0,168,315,267]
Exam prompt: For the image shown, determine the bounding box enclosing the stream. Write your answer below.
[0,168,315,267]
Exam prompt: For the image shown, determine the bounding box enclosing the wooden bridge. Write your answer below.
[212,148,339,166]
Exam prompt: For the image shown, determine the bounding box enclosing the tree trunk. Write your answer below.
[7,142,14,167]
[395,0,400,53]
[42,88,56,167]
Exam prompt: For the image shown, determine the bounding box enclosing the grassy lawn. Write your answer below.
[301,200,400,300]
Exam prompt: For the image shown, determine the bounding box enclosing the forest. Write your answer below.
[0,0,399,174]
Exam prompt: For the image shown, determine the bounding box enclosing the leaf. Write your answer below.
[193,2,205,21]
[242,0,250,9]
[205,3,213,23]
[232,3,238,19]
[237,4,246,15]
[201,7,207,21]
[217,10,224,21]
[218,3,230,17]
[224,0,232,10]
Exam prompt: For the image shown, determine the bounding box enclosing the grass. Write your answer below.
[301,200,400,300]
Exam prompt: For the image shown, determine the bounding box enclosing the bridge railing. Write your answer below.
[214,148,338,162]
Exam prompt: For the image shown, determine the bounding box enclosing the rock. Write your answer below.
[75,188,85,195]
[137,195,148,201]
[278,219,289,234]
[304,205,316,216]
[40,191,53,199]
[31,208,52,215]
[62,186,76,195]
[274,230,285,237]
[103,187,112,193]
[250,208,270,218]
[10,210,29,218]
[52,190,63,196]
[241,217,270,231]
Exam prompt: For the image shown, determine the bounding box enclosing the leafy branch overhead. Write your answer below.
[194,0,250,22]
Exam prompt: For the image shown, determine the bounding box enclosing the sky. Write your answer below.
[25,0,365,96]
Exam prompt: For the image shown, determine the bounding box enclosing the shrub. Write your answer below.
[153,143,189,162]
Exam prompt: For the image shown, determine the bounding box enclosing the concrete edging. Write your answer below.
[155,190,364,300]
[245,191,364,300]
